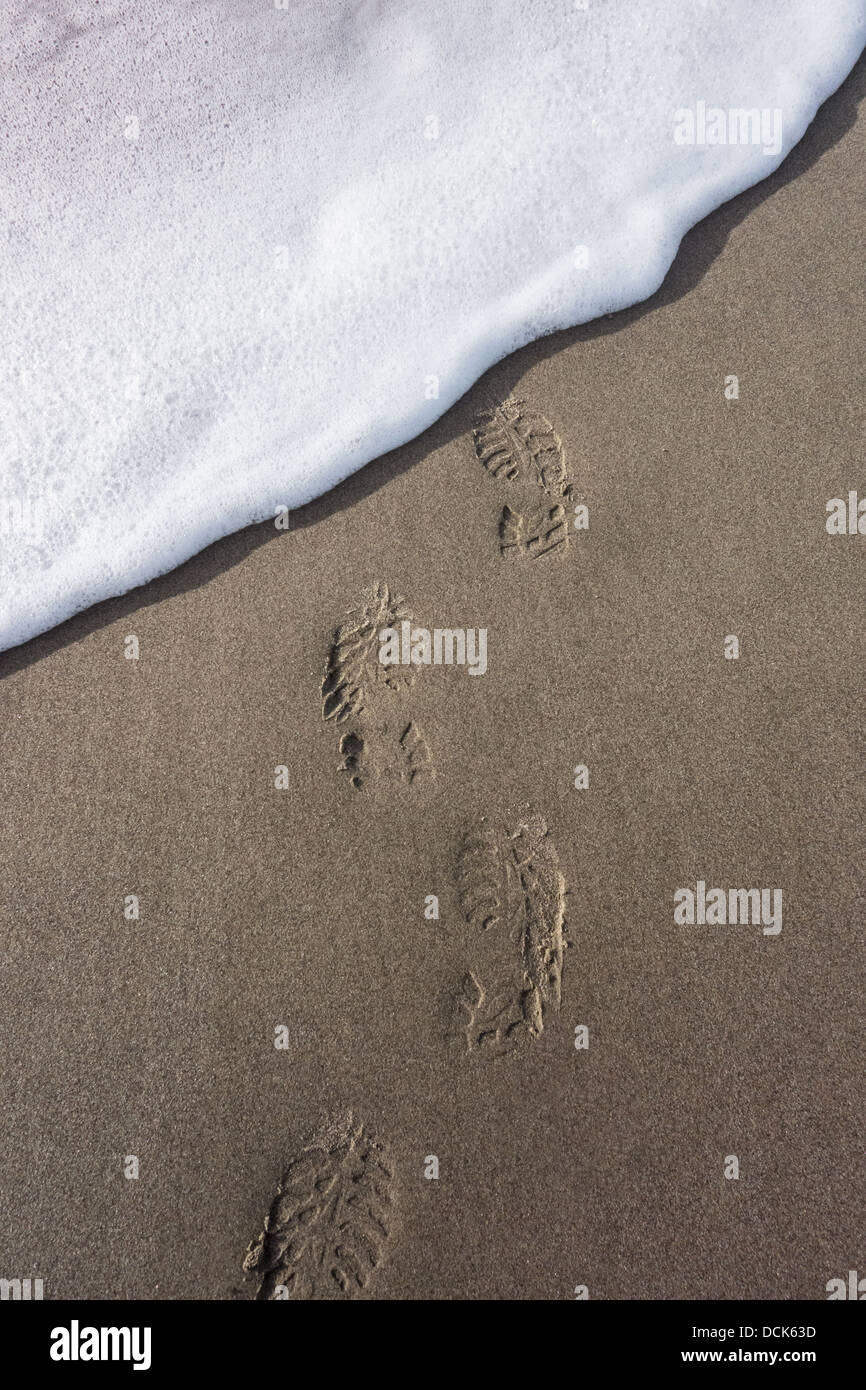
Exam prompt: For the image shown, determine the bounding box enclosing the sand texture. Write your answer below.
[0,55,864,1301]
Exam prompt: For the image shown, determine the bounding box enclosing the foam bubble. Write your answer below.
[1,0,863,650]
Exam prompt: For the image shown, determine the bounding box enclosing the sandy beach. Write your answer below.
[1,50,864,1302]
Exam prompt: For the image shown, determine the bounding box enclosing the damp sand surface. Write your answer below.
[0,56,864,1299]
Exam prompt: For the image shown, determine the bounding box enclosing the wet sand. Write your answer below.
[0,53,864,1300]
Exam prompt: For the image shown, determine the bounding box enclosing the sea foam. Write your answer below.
[1,0,864,652]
